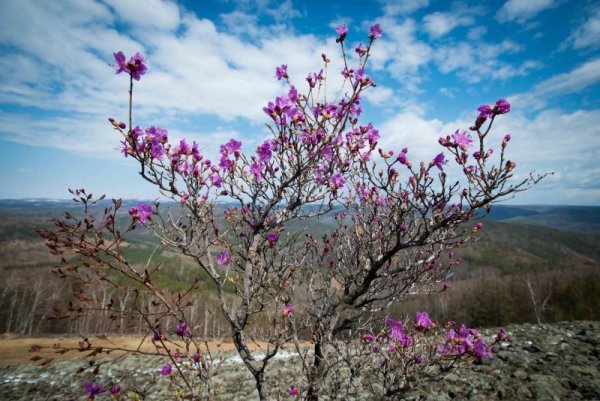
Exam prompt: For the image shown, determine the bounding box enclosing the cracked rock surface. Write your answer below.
[1,321,599,400]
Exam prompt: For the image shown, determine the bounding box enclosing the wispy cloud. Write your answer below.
[422,11,474,39]
[496,0,556,23]
[509,58,600,110]
[564,3,600,50]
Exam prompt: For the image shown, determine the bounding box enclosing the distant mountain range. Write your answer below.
[0,199,598,235]
[485,205,600,235]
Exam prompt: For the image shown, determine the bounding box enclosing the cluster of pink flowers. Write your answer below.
[128,202,152,225]
[436,323,492,359]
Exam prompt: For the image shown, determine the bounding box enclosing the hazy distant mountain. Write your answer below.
[486,205,600,234]
[1,199,598,234]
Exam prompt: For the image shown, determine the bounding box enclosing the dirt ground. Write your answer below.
[0,333,249,367]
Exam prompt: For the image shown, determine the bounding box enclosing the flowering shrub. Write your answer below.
[37,23,543,401]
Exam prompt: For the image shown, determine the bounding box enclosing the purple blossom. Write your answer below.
[355,42,367,56]
[414,311,434,330]
[129,203,152,225]
[119,140,130,157]
[216,251,232,267]
[478,104,493,119]
[193,352,201,363]
[288,86,298,102]
[331,173,345,189]
[112,52,147,81]
[220,139,242,155]
[321,145,333,161]
[289,384,300,396]
[385,316,414,347]
[108,118,126,130]
[266,232,278,247]
[210,174,222,188]
[152,329,162,342]
[474,222,483,231]
[432,153,446,171]
[369,23,382,39]
[362,332,375,342]
[219,155,234,172]
[335,25,348,42]
[282,304,295,317]
[113,52,127,75]
[473,338,492,359]
[451,130,473,150]
[249,163,264,181]
[83,381,105,399]
[398,148,409,165]
[176,322,188,336]
[110,384,121,395]
[442,283,452,291]
[145,126,168,144]
[495,98,511,114]
[257,141,273,163]
[150,143,165,160]
[161,363,172,376]
[496,327,513,343]
[275,64,288,80]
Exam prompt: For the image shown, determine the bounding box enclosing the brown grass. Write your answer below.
[0,333,251,367]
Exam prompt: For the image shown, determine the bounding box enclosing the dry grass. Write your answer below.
[0,333,257,367]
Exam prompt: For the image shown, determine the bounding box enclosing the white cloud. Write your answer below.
[496,0,556,23]
[379,0,430,15]
[368,18,433,91]
[0,0,349,157]
[566,5,600,50]
[433,40,539,83]
[509,58,600,110]
[102,0,181,31]
[422,11,474,39]
[362,85,394,105]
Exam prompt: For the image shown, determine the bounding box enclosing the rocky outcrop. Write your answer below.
[1,321,599,400]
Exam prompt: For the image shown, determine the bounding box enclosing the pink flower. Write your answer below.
[110,384,121,395]
[220,139,242,155]
[414,311,434,330]
[451,130,473,150]
[129,203,152,225]
[266,232,278,247]
[385,316,414,347]
[176,323,188,336]
[431,153,446,171]
[495,98,510,114]
[496,328,513,343]
[477,104,493,119]
[216,251,232,267]
[473,338,492,359]
[161,363,172,376]
[289,384,300,396]
[83,381,105,400]
[442,283,452,291]
[369,23,382,39]
[335,25,348,42]
[282,304,295,317]
[112,51,147,81]
[362,332,375,342]
[330,173,345,189]
[275,64,288,80]
[355,42,367,56]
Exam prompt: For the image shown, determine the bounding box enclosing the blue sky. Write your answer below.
[0,0,599,205]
